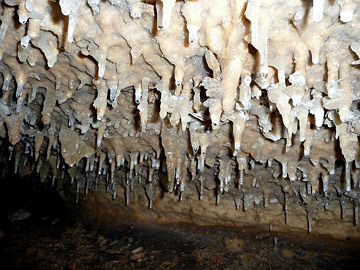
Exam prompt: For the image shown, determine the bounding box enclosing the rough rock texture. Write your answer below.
[0,0,360,238]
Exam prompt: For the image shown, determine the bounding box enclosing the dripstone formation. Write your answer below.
[0,0,360,238]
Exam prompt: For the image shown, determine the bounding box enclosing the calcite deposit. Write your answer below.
[0,0,360,238]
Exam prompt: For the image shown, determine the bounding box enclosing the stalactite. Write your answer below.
[59,0,79,43]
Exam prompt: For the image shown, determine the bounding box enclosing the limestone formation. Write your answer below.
[0,0,360,238]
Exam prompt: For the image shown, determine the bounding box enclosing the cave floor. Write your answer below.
[1,209,360,269]
[0,178,360,270]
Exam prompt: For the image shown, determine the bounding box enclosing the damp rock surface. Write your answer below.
[0,0,360,238]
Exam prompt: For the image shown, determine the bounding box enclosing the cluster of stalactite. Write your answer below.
[0,0,359,233]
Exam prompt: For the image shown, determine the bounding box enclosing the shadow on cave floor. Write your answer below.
[0,175,360,270]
